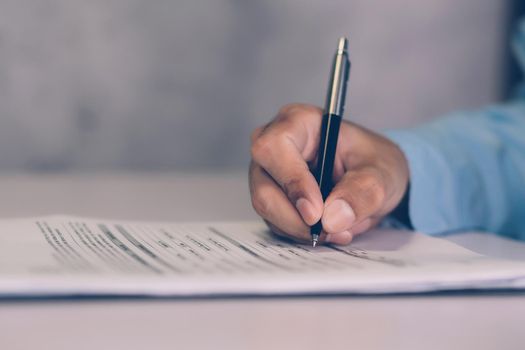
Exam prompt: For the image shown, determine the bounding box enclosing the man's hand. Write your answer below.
[249,104,409,245]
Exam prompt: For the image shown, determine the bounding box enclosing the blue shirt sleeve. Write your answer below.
[384,18,525,241]
[386,102,525,240]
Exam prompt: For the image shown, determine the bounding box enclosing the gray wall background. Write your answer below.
[0,0,506,171]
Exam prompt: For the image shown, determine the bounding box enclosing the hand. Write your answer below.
[249,103,409,245]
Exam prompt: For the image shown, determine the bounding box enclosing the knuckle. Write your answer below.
[251,132,293,164]
[250,135,273,162]
[277,103,302,116]
[251,188,272,218]
[250,126,264,143]
[277,103,322,122]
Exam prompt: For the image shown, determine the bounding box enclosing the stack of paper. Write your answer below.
[0,216,524,297]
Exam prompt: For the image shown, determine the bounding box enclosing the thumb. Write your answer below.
[321,167,386,239]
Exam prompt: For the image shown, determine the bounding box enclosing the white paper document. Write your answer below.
[1,215,524,297]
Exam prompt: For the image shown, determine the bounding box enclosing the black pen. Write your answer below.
[311,37,351,247]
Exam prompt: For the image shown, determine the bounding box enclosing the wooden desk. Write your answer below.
[0,172,524,350]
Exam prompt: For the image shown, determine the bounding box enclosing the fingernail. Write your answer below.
[325,230,353,244]
[323,199,356,233]
[296,198,317,225]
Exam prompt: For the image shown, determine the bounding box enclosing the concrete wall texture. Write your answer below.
[0,0,506,170]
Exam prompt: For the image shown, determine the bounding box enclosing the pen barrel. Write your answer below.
[314,113,342,200]
[325,46,350,116]
[311,37,349,239]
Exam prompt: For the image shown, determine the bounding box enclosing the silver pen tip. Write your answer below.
[337,37,348,53]
[311,234,319,248]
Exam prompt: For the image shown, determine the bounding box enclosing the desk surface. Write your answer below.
[0,172,524,350]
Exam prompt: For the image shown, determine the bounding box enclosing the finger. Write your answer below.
[325,230,353,245]
[249,162,311,241]
[265,221,328,244]
[255,104,324,160]
[251,105,324,225]
[351,217,380,236]
[321,167,387,234]
[324,217,378,245]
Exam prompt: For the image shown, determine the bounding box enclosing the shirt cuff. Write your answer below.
[384,129,460,235]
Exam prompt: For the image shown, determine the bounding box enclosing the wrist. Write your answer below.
[389,182,413,229]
